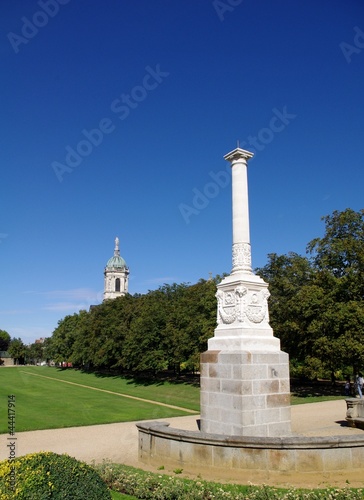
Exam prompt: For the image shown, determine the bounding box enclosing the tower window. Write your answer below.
[115,278,121,292]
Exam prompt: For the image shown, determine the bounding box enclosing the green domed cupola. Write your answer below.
[103,237,129,300]
[106,237,127,270]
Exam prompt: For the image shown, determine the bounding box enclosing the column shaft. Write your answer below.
[224,148,254,274]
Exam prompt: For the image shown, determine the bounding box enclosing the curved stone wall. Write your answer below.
[137,421,364,486]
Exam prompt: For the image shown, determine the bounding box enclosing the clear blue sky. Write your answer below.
[1,1,363,344]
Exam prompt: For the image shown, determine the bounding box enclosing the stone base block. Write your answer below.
[200,349,291,437]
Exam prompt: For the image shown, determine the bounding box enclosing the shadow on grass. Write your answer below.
[57,366,200,388]
[55,368,352,397]
[291,379,348,398]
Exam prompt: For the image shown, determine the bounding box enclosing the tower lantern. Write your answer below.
[103,237,129,300]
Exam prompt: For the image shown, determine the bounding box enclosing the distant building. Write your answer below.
[0,351,14,366]
[35,337,45,344]
[103,237,129,300]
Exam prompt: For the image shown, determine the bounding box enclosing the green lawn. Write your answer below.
[0,366,199,434]
[290,394,344,405]
[18,366,200,410]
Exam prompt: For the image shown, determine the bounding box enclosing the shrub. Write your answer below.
[96,461,364,500]
[0,451,111,499]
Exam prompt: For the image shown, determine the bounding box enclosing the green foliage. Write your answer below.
[0,451,111,499]
[26,342,44,364]
[47,311,88,364]
[0,330,10,351]
[7,338,26,364]
[256,252,314,361]
[49,279,217,374]
[96,462,364,499]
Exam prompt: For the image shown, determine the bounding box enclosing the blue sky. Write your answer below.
[1,0,363,344]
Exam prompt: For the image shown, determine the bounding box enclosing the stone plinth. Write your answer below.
[200,350,291,437]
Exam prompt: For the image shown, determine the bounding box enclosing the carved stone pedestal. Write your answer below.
[200,272,291,438]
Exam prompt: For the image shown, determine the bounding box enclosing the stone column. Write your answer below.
[224,148,254,275]
[199,147,291,438]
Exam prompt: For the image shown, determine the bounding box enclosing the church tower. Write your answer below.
[103,237,129,300]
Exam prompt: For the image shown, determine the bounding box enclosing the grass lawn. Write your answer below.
[19,365,200,410]
[0,366,199,434]
[290,394,344,405]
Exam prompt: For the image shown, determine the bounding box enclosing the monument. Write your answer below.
[200,147,291,437]
[138,148,364,484]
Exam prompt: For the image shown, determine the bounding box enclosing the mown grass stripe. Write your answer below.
[20,371,198,414]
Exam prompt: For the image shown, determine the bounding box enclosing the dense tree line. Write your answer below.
[46,279,218,373]
[17,208,364,379]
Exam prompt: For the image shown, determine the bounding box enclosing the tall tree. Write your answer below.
[255,252,315,361]
[48,313,86,363]
[8,338,26,364]
[0,330,11,351]
[307,209,364,374]
[307,208,364,300]
[27,342,44,364]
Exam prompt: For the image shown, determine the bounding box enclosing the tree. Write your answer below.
[307,208,364,375]
[27,342,44,365]
[8,338,26,365]
[307,208,364,300]
[0,330,11,351]
[122,289,170,373]
[255,252,315,361]
[49,313,86,364]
